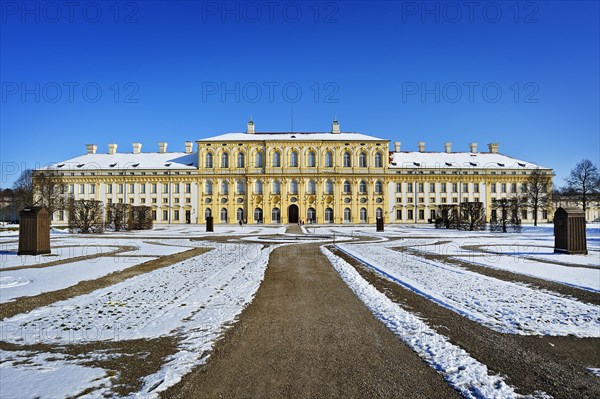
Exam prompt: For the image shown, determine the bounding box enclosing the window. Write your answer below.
[174,210,180,221]
[117,184,123,194]
[407,209,413,220]
[77,184,84,194]
[418,197,424,203]
[221,152,229,168]
[174,184,180,194]
[501,183,506,193]
[307,150,316,167]
[429,183,435,193]
[151,183,157,194]
[359,181,367,194]
[396,209,402,220]
[163,198,168,203]
[237,208,244,221]
[396,183,401,193]
[359,151,367,167]
[90,184,96,194]
[521,183,528,193]
[220,180,228,195]
[205,152,213,168]
[441,197,447,203]
[360,207,367,222]
[407,183,413,193]
[418,183,424,193]
[59,210,64,220]
[237,180,245,194]
[307,180,316,195]
[290,151,298,167]
[407,197,413,203]
[325,151,333,167]
[151,198,157,203]
[220,208,228,222]
[272,207,281,223]
[237,152,245,168]
[344,208,351,222]
[542,209,548,219]
[163,210,169,221]
[255,180,263,194]
[441,183,447,193]
[163,183,169,194]
[205,180,213,194]
[152,210,157,221]
[185,183,191,194]
[419,209,425,220]
[474,183,479,193]
[344,181,351,194]
[254,207,263,222]
[521,210,528,220]
[174,198,179,203]
[307,207,316,222]
[343,151,352,167]
[325,208,334,223]
[272,151,281,167]
[325,180,334,195]
[255,151,264,167]
[511,183,517,193]
[375,181,383,194]
[396,197,402,203]
[185,197,190,203]
[374,152,383,167]
[491,183,496,193]
[463,184,468,193]
[108,198,113,204]
[272,180,281,194]
[140,184,146,194]
[290,180,298,195]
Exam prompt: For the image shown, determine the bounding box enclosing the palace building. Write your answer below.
[45,119,554,225]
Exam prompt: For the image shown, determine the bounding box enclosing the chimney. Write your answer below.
[132,142,142,154]
[469,142,478,153]
[86,144,97,154]
[331,118,340,134]
[418,141,426,152]
[108,144,118,155]
[246,118,255,134]
[444,142,452,153]
[185,141,193,154]
[394,141,401,152]
[158,142,168,154]
[488,143,499,154]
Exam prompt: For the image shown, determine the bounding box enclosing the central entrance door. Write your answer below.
[288,204,299,224]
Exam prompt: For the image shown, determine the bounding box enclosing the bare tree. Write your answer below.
[129,206,153,230]
[106,203,131,231]
[566,159,600,218]
[457,201,485,231]
[524,168,551,226]
[490,197,523,233]
[32,169,67,222]
[434,204,457,229]
[12,169,34,217]
[68,198,104,233]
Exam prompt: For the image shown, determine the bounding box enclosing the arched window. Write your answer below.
[344,208,351,222]
[325,151,334,167]
[237,180,245,194]
[272,207,281,223]
[325,208,334,223]
[221,152,229,168]
[307,180,316,195]
[205,208,212,219]
[205,180,213,195]
[343,181,351,194]
[343,151,352,167]
[374,152,383,167]
[255,180,263,194]
[290,150,299,167]
[376,207,383,219]
[220,180,228,195]
[272,151,281,167]
[359,151,367,167]
[290,180,298,195]
[237,208,244,221]
[237,152,245,168]
[359,180,367,194]
[205,152,213,168]
[360,207,367,222]
[254,208,263,223]
[375,181,383,194]
[220,208,228,222]
[307,207,316,223]
[255,151,264,167]
[307,150,316,167]
[325,180,334,195]
[272,180,281,194]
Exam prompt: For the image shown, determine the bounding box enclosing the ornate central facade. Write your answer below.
[46,119,554,225]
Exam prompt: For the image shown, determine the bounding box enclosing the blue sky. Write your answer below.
[1,0,598,187]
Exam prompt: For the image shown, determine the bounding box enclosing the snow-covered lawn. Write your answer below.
[0,241,274,398]
[0,244,118,269]
[335,241,600,337]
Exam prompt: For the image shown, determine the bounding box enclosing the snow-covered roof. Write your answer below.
[198,132,386,142]
[389,152,549,170]
[46,152,197,171]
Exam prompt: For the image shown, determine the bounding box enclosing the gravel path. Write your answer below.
[163,243,459,399]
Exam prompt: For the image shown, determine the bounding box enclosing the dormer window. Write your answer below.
[445,162,452,167]
[132,163,140,167]
[109,163,117,167]
[469,162,477,167]
[413,162,420,166]
[57,164,65,168]
[165,163,172,167]
[497,163,505,167]
[518,162,526,167]
[77,163,85,168]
